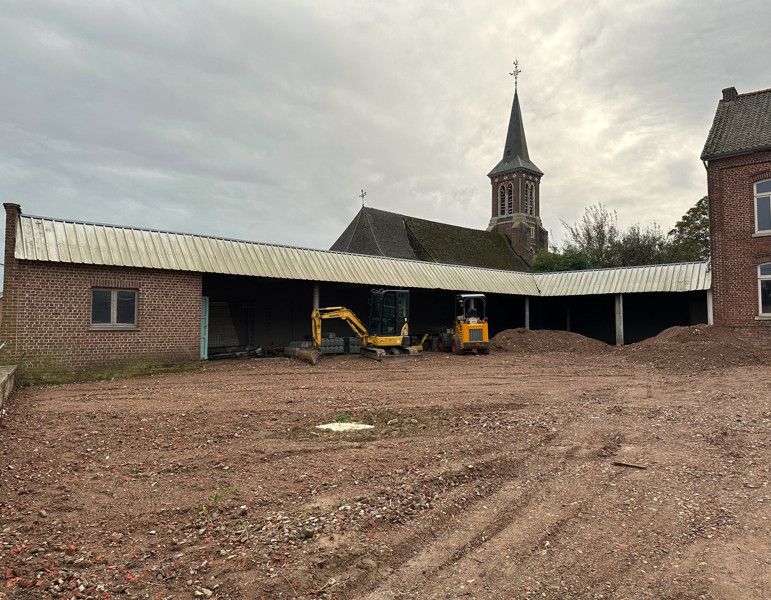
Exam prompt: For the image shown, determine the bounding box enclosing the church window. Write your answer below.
[529,225,536,239]
[755,179,771,234]
[506,183,514,215]
[524,182,535,215]
[498,184,506,216]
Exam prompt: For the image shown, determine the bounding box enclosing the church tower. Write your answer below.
[487,65,548,263]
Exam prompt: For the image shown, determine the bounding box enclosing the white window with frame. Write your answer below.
[91,288,138,329]
[755,179,771,234]
[759,263,771,317]
[529,225,536,239]
[506,182,514,215]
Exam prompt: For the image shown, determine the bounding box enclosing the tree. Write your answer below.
[561,204,621,267]
[532,247,591,272]
[666,196,710,261]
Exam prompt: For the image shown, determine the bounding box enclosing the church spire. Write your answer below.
[488,65,542,178]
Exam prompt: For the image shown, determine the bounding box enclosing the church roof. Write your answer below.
[701,86,771,160]
[330,207,529,271]
[488,90,543,177]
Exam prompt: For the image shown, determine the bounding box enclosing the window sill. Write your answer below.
[752,231,771,237]
[755,315,771,321]
[90,325,139,332]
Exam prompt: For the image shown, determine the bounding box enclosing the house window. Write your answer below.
[91,289,138,328]
[506,182,514,215]
[759,263,771,316]
[498,184,506,216]
[756,179,771,234]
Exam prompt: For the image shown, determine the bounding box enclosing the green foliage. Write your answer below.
[666,196,710,261]
[334,413,352,423]
[540,198,710,271]
[200,484,238,517]
[532,248,591,272]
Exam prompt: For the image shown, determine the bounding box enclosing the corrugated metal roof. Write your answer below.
[14,214,711,296]
[533,262,711,296]
[14,214,540,295]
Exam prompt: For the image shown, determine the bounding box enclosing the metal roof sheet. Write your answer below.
[14,214,540,295]
[14,214,711,297]
[533,262,711,296]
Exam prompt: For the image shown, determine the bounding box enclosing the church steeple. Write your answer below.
[486,61,548,265]
[488,90,542,177]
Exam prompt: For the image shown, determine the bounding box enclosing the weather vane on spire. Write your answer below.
[359,188,367,207]
[509,59,521,92]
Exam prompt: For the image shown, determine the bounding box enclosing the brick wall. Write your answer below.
[2,204,202,377]
[707,149,771,327]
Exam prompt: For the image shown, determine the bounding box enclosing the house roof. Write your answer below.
[701,87,771,160]
[329,207,529,271]
[488,90,543,177]
[11,209,711,297]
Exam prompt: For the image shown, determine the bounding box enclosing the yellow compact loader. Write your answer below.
[435,294,490,354]
[298,289,423,364]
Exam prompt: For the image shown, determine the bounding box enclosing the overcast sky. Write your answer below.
[2,0,770,275]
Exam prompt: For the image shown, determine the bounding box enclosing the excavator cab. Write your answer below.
[368,289,410,346]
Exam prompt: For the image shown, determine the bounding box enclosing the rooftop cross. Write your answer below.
[509,59,521,92]
[359,188,367,207]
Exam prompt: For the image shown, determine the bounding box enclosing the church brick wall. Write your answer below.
[706,149,771,328]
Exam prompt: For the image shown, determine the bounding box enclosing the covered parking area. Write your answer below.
[201,257,712,356]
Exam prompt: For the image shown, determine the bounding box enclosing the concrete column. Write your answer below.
[614,293,624,347]
[706,289,714,326]
[312,283,320,310]
[565,300,572,332]
[524,297,530,330]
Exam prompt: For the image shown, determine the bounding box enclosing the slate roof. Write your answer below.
[488,91,543,177]
[330,207,529,271]
[701,87,771,160]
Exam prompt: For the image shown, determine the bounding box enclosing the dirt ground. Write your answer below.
[1,330,770,599]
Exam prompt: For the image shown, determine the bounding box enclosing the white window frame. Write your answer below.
[506,182,514,215]
[759,263,771,317]
[754,179,771,235]
[91,288,138,330]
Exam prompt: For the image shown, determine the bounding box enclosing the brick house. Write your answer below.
[701,86,771,328]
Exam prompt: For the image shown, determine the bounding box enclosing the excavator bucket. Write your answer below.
[296,347,322,365]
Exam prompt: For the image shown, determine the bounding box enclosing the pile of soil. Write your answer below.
[490,327,611,353]
[623,325,771,371]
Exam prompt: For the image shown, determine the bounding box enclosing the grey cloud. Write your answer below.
[1,0,770,284]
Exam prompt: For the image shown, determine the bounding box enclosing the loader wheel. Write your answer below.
[478,347,490,355]
[451,336,461,355]
[438,333,450,352]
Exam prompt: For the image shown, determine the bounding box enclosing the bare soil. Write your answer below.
[1,335,769,599]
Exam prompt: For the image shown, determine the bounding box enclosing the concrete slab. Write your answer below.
[315,422,374,432]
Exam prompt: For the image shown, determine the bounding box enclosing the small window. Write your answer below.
[91,289,137,328]
[524,181,535,215]
[498,184,506,216]
[506,182,513,215]
[529,225,536,239]
[759,263,771,316]
[755,180,771,233]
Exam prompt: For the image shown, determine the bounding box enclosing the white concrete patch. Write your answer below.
[315,422,374,432]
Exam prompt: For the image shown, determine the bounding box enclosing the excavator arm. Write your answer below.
[311,307,369,348]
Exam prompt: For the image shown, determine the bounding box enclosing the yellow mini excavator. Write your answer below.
[298,289,423,364]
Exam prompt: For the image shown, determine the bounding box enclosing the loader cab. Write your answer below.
[369,289,410,340]
[456,294,486,324]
